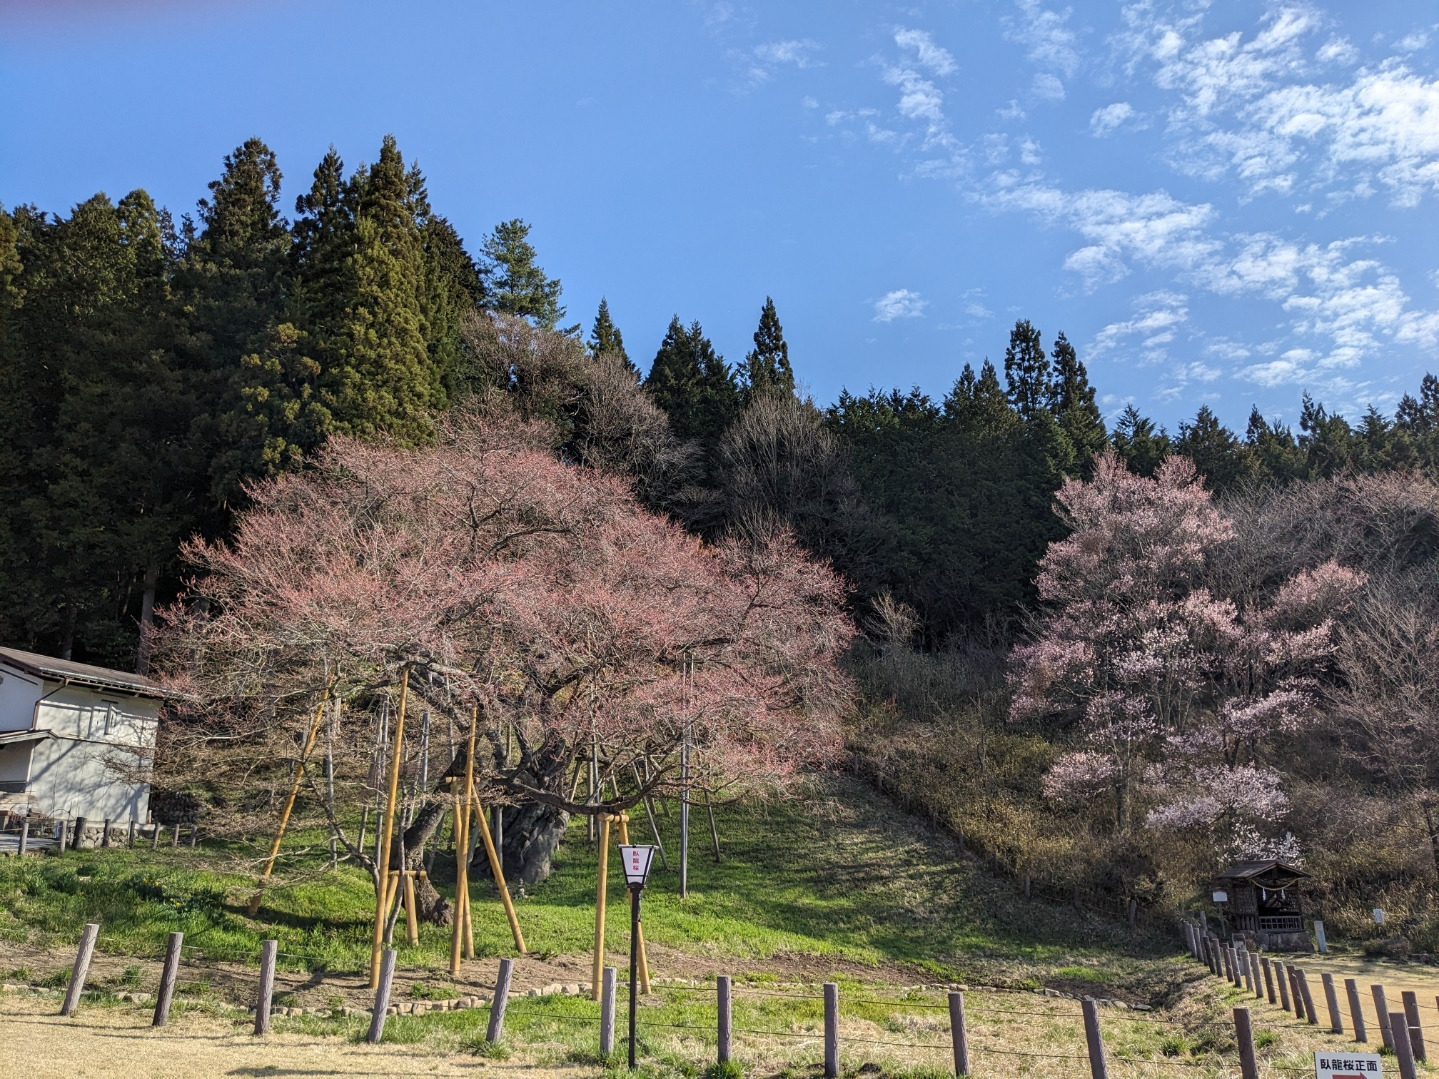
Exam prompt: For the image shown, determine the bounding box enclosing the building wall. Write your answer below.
[19,682,158,821]
[0,664,42,732]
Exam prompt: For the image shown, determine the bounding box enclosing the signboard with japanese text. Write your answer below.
[1315,1051,1383,1077]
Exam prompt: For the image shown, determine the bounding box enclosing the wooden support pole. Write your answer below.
[250,694,332,916]
[1322,972,1343,1034]
[1236,945,1251,991]
[253,939,278,1035]
[1261,956,1276,1004]
[592,813,612,1001]
[823,982,839,1079]
[60,923,99,1017]
[717,975,733,1065]
[152,931,182,1027]
[57,818,68,854]
[100,818,111,848]
[172,823,180,847]
[613,814,650,993]
[17,819,27,857]
[370,668,409,989]
[600,966,617,1056]
[470,788,525,953]
[73,816,85,850]
[150,821,159,850]
[1276,961,1292,1012]
[1234,1007,1259,1079]
[1248,952,1263,1000]
[1402,990,1427,1061]
[1347,979,1367,1042]
[450,709,477,974]
[487,958,513,1043]
[948,991,970,1076]
[402,871,420,946]
[1373,985,1394,1049]
[1081,997,1110,1079]
[1287,967,1303,1019]
[366,948,396,1044]
[189,824,197,848]
[1392,1010,1420,1079]
[127,819,135,848]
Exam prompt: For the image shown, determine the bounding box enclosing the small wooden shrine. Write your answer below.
[1215,859,1309,948]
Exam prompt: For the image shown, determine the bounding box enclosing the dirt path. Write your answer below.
[0,995,588,1079]
[1299,953,1439,1035]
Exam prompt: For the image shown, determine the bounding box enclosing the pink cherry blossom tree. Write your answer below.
[1011,452,1362,860]
[154,407,854,907]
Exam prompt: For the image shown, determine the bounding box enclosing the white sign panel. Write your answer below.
[618,844,656,887]
[1373,908,1386,924]
[1315,1051,1383,1077]
[1212,890,1228,903]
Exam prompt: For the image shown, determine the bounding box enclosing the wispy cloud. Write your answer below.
[894,27,956,76]
[1090,101,1137,135]
[753,39,822,69]
[873,289,928,321]
[1008,0,1080,78]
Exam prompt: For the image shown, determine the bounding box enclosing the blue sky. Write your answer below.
[4,1,1439,430]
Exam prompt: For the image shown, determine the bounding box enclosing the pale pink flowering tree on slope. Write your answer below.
[1010,452,1363,860]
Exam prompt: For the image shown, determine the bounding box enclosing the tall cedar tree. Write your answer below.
[644,316,740,477]
[742,296,795,402]
[1111,405,1170,477]
[481,219,572,332]
[1003,318,1052,421]
[1048,331,1107,473]
[588,297,637,376]
[1175,405,1250,492]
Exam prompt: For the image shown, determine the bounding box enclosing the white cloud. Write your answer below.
[894,28,956,76]
[1243,353,1313,388]
[801,96,818,109]
[885,66,945,124]
[1009,0,1080,77]
[1394,31,1430,54]
[1091,291,1190,362]
[754,39,822,69]
[1020,137,1043,165]
[1122,5,1439,205]
[1032,72,1066,101]
[1090,101,1136,135]
[873,289,928,322]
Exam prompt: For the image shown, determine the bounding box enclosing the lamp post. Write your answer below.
[619,843,656,1068]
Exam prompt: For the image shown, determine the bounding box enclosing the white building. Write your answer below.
[0,647,167,823]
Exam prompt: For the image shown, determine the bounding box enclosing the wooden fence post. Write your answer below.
[73,816,85,850]
[57,818,68,854]
[599,966,617,1056]
[1236,945,1251,992]
[1402,990,1426,1061]
[366,948,396,1044]
[1261,957,1276,1004]
[487,958,513,1044]
[1248,952,1263,999]
[1391,1010,1419,1079]
[1081,997,1110,1079]
[717,975,733,1065]
[17,819,27,857]
[127,819,136,848]
[1345,979,1367,1042]
[59,923,99,1017]
[1297,968,1319,1025]
[253,939,278,1035]
[100,819,111,848]
[824,982,839,1079]
[171,823,180,848]
[1275,961,1292,1013]
[1287,968,1304,1020]
[151,822,160,850]
[948,991,970,1076]
[1322,972,1343,1034]
[189,824,197,849]
[152,931,183,1027]
[1233,1007,1260,1079]
[1373,985,1394,1049]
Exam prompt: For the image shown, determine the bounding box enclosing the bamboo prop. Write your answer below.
[469,780,526,953]
[402,871,420,946]
[446,722,474,978]
[248,682,335,916]
[370,667,411,988]
[614,812,652,993]
[592,811,612,1001]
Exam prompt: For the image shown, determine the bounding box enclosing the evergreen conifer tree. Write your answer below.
[1048,332,1107,473]
[481,219,574,332]
[742,296,795,402]
[1244,407,1307,484]
[1174,405,1250,491]
[588,297,636,376]
[1111,404,1170,477]
[1003,318,1052,421]
[644,316,739,475]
